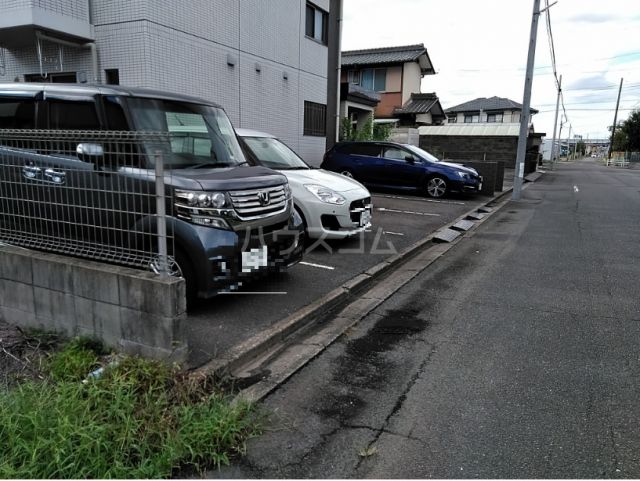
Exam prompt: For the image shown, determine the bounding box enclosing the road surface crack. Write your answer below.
[354,343,437,471]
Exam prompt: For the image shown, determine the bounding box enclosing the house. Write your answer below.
[444,96,538,124]
[419,96,544,170]
[340,44,442,126]
[0,0,334,165]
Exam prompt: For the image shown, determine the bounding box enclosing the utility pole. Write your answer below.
[566,124,572,161]
[513,0,542,201]
[550,74,562,168]
[325,0,343,152]
[608,77,624,160]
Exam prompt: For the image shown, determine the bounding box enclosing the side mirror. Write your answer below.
[76,143,104,164]
[405,155,415,164]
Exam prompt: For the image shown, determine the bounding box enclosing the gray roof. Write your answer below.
[394,93,443,115]
[445,96,538,114]
[341,44,435,74]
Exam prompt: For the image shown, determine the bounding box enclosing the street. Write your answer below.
[215,159,640,478]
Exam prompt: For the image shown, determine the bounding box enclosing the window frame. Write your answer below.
[303,100,327,137]
[464,113,480,124]
[486,112,503,123]
[305,2,329,45]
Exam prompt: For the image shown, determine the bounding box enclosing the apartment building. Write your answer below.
[0,0,332,165]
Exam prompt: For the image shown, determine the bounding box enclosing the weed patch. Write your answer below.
[0,338,259,478]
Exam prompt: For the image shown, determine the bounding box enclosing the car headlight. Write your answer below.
[174,190,231,229]
[283,183,292,200]
[304,184,346,205]
[176,190,228,208]
[455,171,470,179]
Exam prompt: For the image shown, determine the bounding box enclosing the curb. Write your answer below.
[193,185,519,380]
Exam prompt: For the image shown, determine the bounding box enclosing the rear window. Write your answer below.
[336,143,381,157]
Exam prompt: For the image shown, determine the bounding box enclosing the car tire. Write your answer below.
[425,176,448,198]
[175,248,198,306]
[340,169,355,179]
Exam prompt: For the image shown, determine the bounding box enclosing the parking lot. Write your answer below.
[187,179,513,367]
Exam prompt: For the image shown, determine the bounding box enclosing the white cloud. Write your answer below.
[342,0,640,139]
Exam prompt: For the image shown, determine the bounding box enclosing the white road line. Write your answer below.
[219,292,288,295]
[573,185,580,192]
[384,231,405,236]
[377,207,441,217]
[372,194,466,206]
[299,261,336,270]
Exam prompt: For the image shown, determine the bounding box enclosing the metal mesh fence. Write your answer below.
[0,129,175,273]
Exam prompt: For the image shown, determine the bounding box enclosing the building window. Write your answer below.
[305,3,328,45]
[464,114,480,123]
[348,70,361,85]
[303,101,326,136]
[360,68,386,92]
[487,113,503,123]
[105,69,120,85]
[447,116,457,124]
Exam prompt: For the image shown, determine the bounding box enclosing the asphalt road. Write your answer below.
[186,187,497,367]
[215,159,640,478]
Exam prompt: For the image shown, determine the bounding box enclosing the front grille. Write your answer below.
[229,185,288,220]
[349,197,372,223]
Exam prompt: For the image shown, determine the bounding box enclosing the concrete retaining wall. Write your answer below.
[0,245,187,362]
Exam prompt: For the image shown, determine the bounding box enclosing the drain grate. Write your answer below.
[466,212,486,221]
[451,219,475,232]
[433,227,461,243]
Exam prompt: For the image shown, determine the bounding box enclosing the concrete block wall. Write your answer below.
[420,135,519,167]
[0,245,187,362]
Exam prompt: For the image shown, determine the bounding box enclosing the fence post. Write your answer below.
[154,150,168,275]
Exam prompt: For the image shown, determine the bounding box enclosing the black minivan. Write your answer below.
[0,83,304,299]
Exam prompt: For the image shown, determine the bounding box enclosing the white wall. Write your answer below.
[401,62,421,104]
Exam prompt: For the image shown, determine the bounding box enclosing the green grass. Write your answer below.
[0,338,258,478]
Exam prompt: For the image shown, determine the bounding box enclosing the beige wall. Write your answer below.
[385,66,402,92]
[402,62,422,104]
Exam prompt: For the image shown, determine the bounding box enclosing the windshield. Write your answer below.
[405,144,441,163]
[241,136,309,170]
[127,98,246,169]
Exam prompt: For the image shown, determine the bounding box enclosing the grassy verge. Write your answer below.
[0,337,259,478]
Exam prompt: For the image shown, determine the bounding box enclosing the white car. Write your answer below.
[236,129,372,239]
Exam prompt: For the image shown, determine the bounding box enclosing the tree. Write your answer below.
[608,121,628,151]
[620,109,640,151]
[340,115,392,142]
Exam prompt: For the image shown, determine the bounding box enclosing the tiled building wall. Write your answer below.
[0,0,89,22]
[0,0,330,165]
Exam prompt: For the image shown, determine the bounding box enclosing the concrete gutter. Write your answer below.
[192,182,532,385]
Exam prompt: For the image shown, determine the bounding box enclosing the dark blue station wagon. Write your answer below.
[321,141,482,198]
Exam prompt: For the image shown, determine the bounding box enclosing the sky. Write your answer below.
[341,0,640,141]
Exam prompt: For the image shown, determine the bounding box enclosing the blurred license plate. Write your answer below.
[360,209,372,227]
[241,246,268,273]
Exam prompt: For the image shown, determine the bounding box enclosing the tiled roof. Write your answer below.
[394,93,442,115]
[341,44,434,73]
[445,96,538,114]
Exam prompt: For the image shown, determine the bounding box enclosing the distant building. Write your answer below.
[339,44,443,130]
[420,96,544,169]
[444,96,538,124]
[0,0,333,165]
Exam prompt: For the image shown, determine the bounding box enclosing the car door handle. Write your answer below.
[22,165,42,180]
[44,168,66,185]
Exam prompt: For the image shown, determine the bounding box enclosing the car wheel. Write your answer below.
[425,176,448,198]
[340,169,355,179]
[175,249,197,306]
